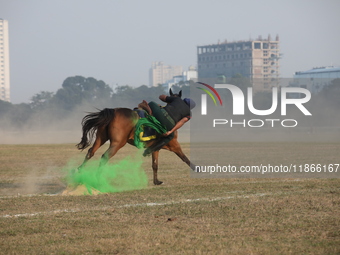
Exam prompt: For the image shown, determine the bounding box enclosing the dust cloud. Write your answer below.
[0,98,150,144]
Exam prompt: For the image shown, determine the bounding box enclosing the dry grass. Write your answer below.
[0,142,339,254]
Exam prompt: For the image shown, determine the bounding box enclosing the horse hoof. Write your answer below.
[70,168,80,176]
[154,180,163,185]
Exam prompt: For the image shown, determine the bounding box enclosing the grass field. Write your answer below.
[0,142,339,254]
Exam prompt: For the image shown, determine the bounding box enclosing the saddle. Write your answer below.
[133,101,167,149]
[138,100,152,115]
[133,105,157,142]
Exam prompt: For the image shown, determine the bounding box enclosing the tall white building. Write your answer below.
[149,62,183,87]
[0,19,10,102]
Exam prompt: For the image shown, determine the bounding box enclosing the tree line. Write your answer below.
[0,75,339,130]
[0,76,173,130]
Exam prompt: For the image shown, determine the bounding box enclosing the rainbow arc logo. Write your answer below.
[196,82,223,106]
[196,82,223,115]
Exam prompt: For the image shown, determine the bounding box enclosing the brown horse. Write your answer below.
[76,91,195,185]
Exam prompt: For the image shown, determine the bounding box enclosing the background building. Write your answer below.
[292,66,340,93]
[162,65,198,91]
[197,35,280,91]
[0,19,10,102]
[183,65,198,81]
[149,62,183,87]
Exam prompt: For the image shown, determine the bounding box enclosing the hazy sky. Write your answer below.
[1,0,340,103]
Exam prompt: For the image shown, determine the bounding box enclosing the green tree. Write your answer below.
[30,91,54,110]
[53,76,113,110]
[7,103,33,128]
[0,99,13,116]
[111,84,167,107]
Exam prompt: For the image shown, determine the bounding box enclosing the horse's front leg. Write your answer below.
[172,149,197,171]
[166,139,197,172]
[152,150,163,185]
[176,152,196,171]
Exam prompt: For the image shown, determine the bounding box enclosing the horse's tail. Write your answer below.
[76,108,115,150]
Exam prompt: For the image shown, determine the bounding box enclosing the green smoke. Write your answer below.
[65,152,148,194]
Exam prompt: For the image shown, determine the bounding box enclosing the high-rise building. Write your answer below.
[0,19,10,102]
[149,62,183,87]
[197,35,280,91]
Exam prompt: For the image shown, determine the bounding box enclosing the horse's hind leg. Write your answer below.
[78,126,108,170]
[99,140,126,168]
[98,113,135,168]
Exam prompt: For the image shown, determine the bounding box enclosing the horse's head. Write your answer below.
[169,88,182,98]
